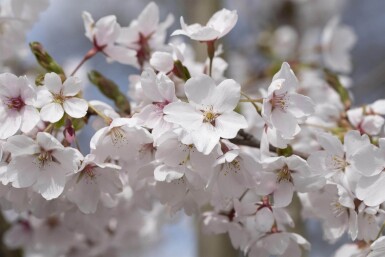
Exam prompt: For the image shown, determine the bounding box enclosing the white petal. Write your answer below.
[274,181,294,207]
[272,62,298,91]
[33,163,66,200]
[104,45,137,66]
[287,94,314,118]
[154,165,184,182]
[357,174,385,206]
[63,98,88,118]
[163,102,203,130]
[8,155,39,188]
[317,132,344,156]
[255,207,274,232]
[44,73,63,94]
[184,75,216,106]
[20,106,40,133]
[150,52,174,73]
[40,102,64,123]
[0,110,21,139]
[212,79,241,113]
[62,76,82,96]
[137,2,159,36]
[215,112,247,138]
[271,109,299,139]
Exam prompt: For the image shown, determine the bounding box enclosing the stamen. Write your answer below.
[276,165,293,183]
[5,96,25,111]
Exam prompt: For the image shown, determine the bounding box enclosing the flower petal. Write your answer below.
[40,102,64,123]
[63,98,88,118]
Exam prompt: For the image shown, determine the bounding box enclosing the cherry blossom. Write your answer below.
[82,11,137,65]
[262,62,314,140]
[39,73,88,123]
[164,75,248,154]
[4,132,81,200]
[0,73,40,139]
[172,8,238,42]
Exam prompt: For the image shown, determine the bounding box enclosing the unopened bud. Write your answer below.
[29,42,66,79]
[88,70,131,115]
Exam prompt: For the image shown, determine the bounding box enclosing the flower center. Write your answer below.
[330,198,346,217]
[53,94,66,104]
[36,150,54,168]
[271,92,289,111]
[83,164,96,179]
[6,96,25,111]
[276,165,293,183]
[326,154,348,172]
[202,106,219,125]
[222,158,241,175]
[109,127,127,146]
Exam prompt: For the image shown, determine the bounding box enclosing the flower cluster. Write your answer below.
[0,1,384,257]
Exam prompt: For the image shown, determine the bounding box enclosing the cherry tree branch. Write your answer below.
[230,130,309,159]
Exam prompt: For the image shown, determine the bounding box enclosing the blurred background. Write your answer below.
[2,0,385,256]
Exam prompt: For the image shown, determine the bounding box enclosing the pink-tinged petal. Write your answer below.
[272,62,298,91]
[351,144,384,177]
[261,233,290,255]
[212,79,241,113]
[5,135,38,156]
[255,207,274,232]
[0,73,20,98]
[0,110,21,139]
[20,106,40,133]
[207,9,238,38]
[287,94,314,118]
[137,2,159,36]
[288,233,311,250]
[8,155,39,188]
[94,15,120,46]
[40,102,64,123]
[98,168,123,194]
[156,136,187,167]
[189,27,220,41]
[356,174,385,206]
[344,130,370,158]
[347,108,363,127]
[44,73,62,94]
[157,74,177,102]
[33,163,66,200]
[361,115,384,135]
[63,98,88,118]
[371,100,385,115]
[215,111,247,138]
[191,123,220,155]
[104,45,137,66]
[184,75,216,106]
[82,11,94,41]
[141,69,163,102]
[274,181,294,207]
[36,132,64,151]
[67,177,99,214]
[270,109,299,139]
[62,77,82,96]
[163,102,203,130]
[154,165,184,182]
[316,132,344,156]
[150,52,174,73]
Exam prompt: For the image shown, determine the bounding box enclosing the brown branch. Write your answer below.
[230,130,309,159]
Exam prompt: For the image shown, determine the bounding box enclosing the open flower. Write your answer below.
[262,62,314,140]
[172,8,238,41]
[39,73,88,123]
[164,75,247,154]
[82,11,137,65]
[66,154,123,214]
[4,132,81,200]
[0,73,40,139]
